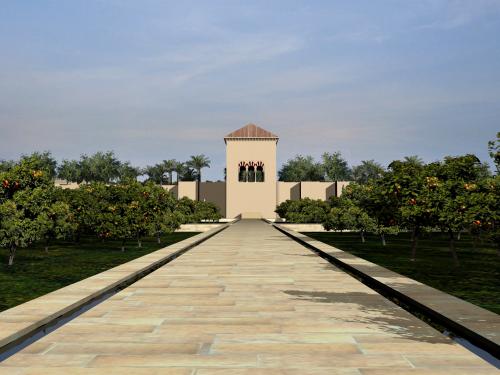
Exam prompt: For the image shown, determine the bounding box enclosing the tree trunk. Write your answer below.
[137,238,142,248]
[8,244,16,266]
[410,228,418,261]
[157,233,161,244]
[448,230,460,266]
[360,231,365,243]
[410,236,418,261]
[121,240,125,252]
[457,231,461,240]
[381,233,386,246]
[197,173,201,201]
[45,239,50,253]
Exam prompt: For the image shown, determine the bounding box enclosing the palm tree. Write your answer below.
[186,154,211,200]
[162,159,178,184]
[404,155,424,167]
[174,162,185,183]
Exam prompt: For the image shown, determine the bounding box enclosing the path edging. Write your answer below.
[273,223,500,359]
[0,223,229,356]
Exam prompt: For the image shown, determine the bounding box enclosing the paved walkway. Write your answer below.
[0,220,496,374]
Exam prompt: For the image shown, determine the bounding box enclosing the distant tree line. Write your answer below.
[276,133,500,266]
[0,151,212,185]
[279,151,401,183]
[0,154,220,266]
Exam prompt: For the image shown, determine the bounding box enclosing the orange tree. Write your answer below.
[275,198,330,223]
[359,179,399,246]
[468,176,500,255]
[0,157,56,265]
[324,195,375,242]
[23,186,75,252]
[385,159,434,260]
[426,155,491,266]
[143,183,182,244]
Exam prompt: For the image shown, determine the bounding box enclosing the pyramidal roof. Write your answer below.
[224,123,278,140]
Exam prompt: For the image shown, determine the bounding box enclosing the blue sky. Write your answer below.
[1,0,499,180]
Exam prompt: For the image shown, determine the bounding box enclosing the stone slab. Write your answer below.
[275,224,500,353]
[0,224,227,351]
[0,220,496,373]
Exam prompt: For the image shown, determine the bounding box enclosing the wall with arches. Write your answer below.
[226,138,277,218]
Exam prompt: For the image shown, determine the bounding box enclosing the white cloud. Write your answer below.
[142,33,303,85]
[419,0,500,30]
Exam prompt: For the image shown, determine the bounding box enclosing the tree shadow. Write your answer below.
[283,289,451,344]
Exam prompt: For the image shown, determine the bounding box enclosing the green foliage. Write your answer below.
[275,198,330,223]
[175,197,222,223]
[0,152,220,264]
[186,154,211,183]
[143,163,169,185]
[277,151,498,262]
[0,160,15,172]
[351,160,384,184]
[422,155,495,265]
[322,152,351,181]
[142,183,180,243]
[1,156,53,199]
[324,196,375,242]
[118,162,141,183]
[0,200,40,252]
[38,200,76,249]
[177,163,198,181]
[20,151,57,179]
[161,159,178,184]
[0,158,59,265]
[488,132,500,174]
[384,159,431,257]
[80,151,121,183]
[58,151,139,184]
[193,201,222,222]
[354,181,399,244]
[278,155,324,182]
[58,159,82,183]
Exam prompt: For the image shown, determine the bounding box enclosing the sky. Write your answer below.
[0,0,499,181]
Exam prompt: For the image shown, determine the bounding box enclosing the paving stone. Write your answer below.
[0,220,496,372]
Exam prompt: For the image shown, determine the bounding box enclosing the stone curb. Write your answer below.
[0,224,229,355]
[273,223,500,358]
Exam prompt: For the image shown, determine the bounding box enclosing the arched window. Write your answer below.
[248,165,255,182]
[256,165,264,182]
[239,165,247,182]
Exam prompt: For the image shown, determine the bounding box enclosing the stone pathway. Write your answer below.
[0,220,496,374]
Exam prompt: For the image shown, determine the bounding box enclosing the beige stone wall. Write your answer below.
[200,181,226,217]
[300,181,336,201]
[226,139,277,218]
[162,182,225,217]
[336,181,351,197]
[162,184,178,198]
[277,223,328,232]
[276,181,300,205]
[177,181,197,200]
[176,223,224,232]
[54,180,80,190]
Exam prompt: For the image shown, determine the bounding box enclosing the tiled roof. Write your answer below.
[225,123,278,139]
